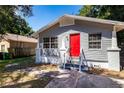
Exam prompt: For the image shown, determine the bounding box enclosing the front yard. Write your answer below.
[0,56,58,88]
[0,56,124,88]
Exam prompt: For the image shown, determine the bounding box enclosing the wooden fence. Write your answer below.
[8,47,35,58]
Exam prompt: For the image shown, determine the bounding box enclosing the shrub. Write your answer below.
[3,52,12,60]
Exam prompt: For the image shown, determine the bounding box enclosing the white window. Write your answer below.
[1,45,5,52]
[43,37,58,48]
[89,33,101,49]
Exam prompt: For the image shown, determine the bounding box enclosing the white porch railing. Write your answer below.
[79,48,89,71]
[36,47,89,71]
[36,48,62,64]
[62,48,89,71]
[63,48,70,69]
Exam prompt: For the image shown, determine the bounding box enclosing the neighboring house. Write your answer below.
[0,33,37,57]
[33,14,124,71]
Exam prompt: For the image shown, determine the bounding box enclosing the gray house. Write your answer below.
[33,14,124,71]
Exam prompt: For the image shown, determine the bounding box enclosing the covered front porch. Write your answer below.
[35,32,89,71]
[35,25,124,72]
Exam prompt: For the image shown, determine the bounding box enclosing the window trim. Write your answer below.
[88,33,102,50]
[1,45,5,52]
[43,37,58,49]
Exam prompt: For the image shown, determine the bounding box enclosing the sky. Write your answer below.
[26,5,82,31]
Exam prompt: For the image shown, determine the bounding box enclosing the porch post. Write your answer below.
[107,26,121,71]
[112,26,118,48]
[35,37,41,64]
[59,37,67,68]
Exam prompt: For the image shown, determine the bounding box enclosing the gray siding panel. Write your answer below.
[39,24,112,62]
[80,26,112,61]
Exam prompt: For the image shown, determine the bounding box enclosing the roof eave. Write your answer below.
[33,14,124,37]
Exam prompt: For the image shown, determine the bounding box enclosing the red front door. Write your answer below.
[70,33,80,57]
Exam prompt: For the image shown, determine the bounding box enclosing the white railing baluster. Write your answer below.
[79,53,82,72]
[63,53,66,69]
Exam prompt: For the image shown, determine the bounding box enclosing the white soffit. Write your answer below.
[59,16,75,27]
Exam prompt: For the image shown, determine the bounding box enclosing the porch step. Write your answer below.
[62,63,88,71]
[70,57,80,64]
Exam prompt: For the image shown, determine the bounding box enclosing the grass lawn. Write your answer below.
[0,56,34,71]
[0,56,58,88]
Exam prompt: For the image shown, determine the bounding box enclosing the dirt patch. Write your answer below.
[88,67,124,79]
[2,76,53,88]
[0,64,58,88]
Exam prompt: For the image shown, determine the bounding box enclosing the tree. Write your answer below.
[78,5,124,45]
[79,6,124,21]
[78,5,100,17]
[78,6,93,17]
[0,5,34,35]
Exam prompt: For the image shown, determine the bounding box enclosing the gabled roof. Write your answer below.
[4,33,37,43]
[32,14,124,38]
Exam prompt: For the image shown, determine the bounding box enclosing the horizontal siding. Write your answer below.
[39,24,112,62]
[80,25,112,61]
